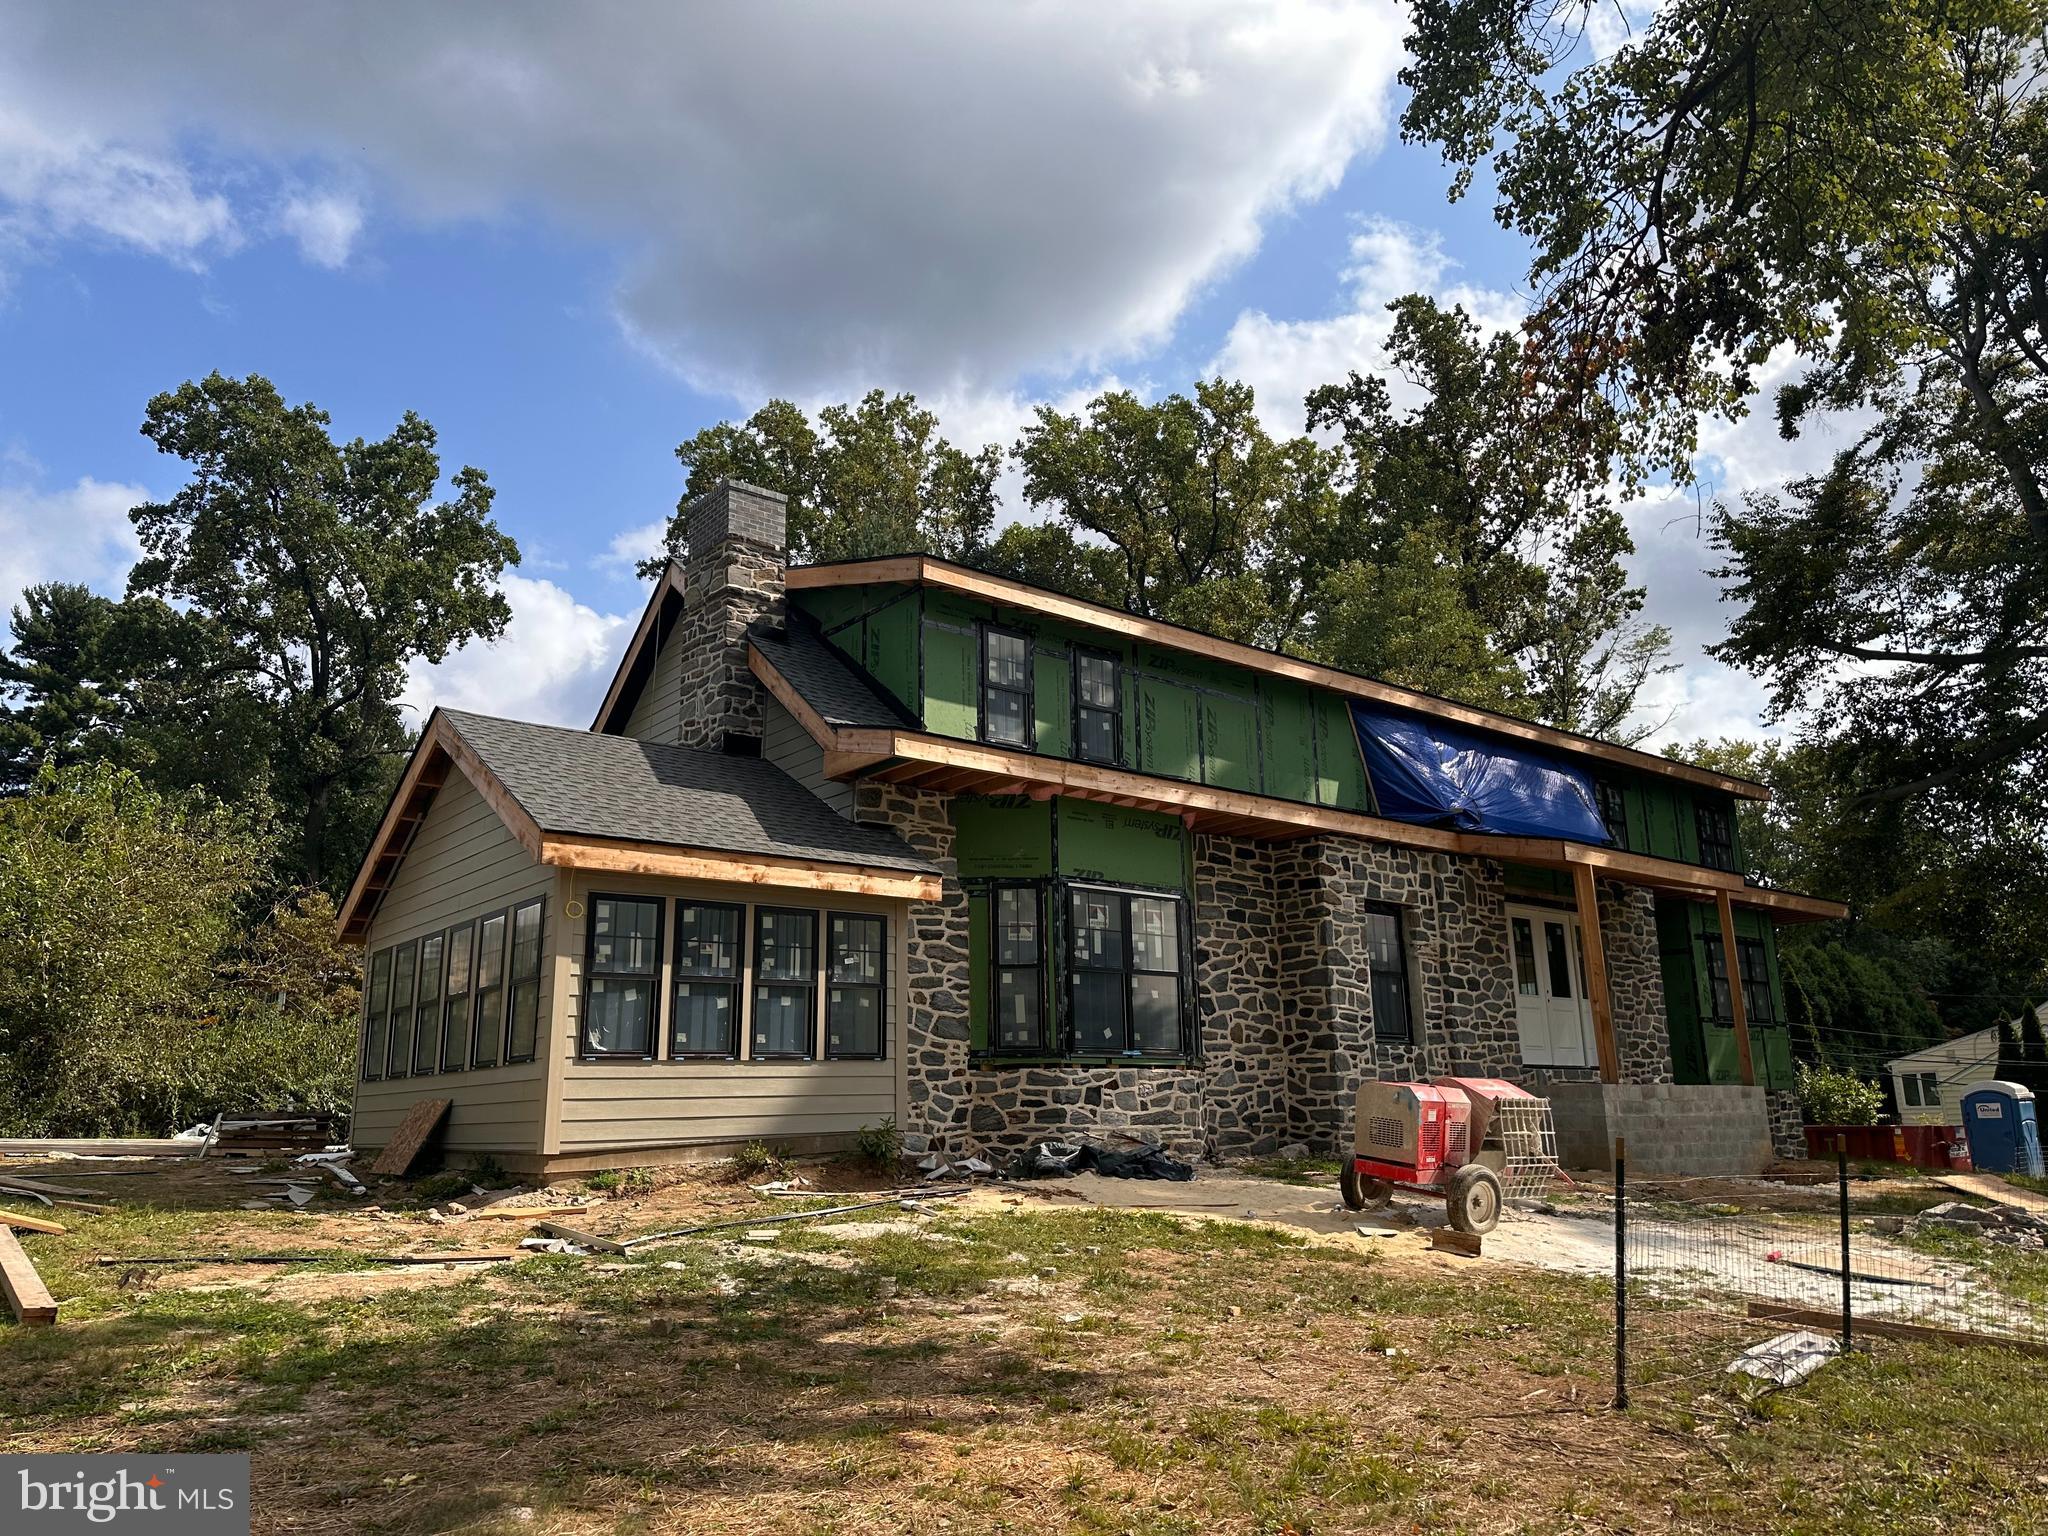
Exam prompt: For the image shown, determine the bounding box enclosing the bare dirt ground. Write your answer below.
[3,1152,2044,1535]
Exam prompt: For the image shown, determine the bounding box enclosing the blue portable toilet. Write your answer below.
[1960,1082,2045,1177]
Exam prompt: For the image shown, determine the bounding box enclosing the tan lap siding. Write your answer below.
[557,871,909,1153]
[621,629,685,744]
[355,770,559,1156]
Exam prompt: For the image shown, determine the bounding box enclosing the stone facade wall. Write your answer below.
[675,481,788,752]
[961,1066,1207,1161]
[1765,1088,1806,1161]
[1192,835,1288,1156]
[1599,880,1673,1085]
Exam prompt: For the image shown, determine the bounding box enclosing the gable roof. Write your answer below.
[338,706,941,940]
[786,553,1769,801]
[591,559,686,734]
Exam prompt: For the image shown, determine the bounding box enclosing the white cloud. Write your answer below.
[403,572,631,729]
[1208,215,1524,435]
[592,518,670,578]
[0,105,236,274]
[0,1,1406,400]
[276,189,364,269]
[0,475,146,619]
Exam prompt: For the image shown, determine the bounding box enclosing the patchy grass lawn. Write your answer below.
[1,1162,2044,1535]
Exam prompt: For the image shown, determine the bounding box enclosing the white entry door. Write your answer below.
[1507,905,1598,1068]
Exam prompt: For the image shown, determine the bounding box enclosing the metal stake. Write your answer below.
[1614,1133,1627,1409]
[1837,1133,1852,1352]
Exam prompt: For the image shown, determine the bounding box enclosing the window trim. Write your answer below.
[977,622,1036,750]
[1595,779,1630,850]
[987,880,1050,1056]
[1362,901,1415,1044]
[1070,645,1124,767]
[1065,882,1192,1060]
[505,897,546,1065]
[385,939,418,1080]
[412,931,445,1077]
[752,905,820,1061]
[824,910,888,1061]
[1903,1073,1923,1107]
[1921,1071,1941,1108]
[670,898,744,1061]
[470,907,510,1070]
[580,892,664,1061]
[1702,936,1736,1027]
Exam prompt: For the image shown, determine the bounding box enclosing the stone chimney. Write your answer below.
[675,479,788,753]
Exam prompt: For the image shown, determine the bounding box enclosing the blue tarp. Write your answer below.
[1350,702,1611,843]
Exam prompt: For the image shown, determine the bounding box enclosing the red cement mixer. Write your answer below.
[1340,1077,1559,1235]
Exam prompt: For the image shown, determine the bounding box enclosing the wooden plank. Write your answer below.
[462,1204,598,1222]
[786,556,1770,800]
[1746,1303,2048,1358]
[536,1220,629,1255]
[0,1138,201,1158]
[1573,864,1620,1085]
[1716,889,1757,1087]
[536,837,940,902]
[0,1227,57,1327]
[1431,1228,1483,1257]
[0,1174,101,1199]
[0,1209,66,1235]
[369,1098,452,1177]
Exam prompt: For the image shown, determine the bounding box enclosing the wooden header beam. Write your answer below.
[787,555,1770,802]
[1716,888,1758,1087]
[1573,865,1621,1084]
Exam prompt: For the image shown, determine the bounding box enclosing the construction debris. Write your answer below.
[0,1209,66,1235]
[0,1227,57,1326]
[95,1250,517,1267]
[1727,1329,1841,1387]
[1911,1202,2047,1249]
[1431,1228,1483,1258]
[370,1099,452,1177]
[625,1189,970,1251]
[0,1137,201,1159]
[0,1173,101,1199]
[534,1220,628,1255]
[206,1112,338,1158]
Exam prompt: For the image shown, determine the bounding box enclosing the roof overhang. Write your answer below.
[787,555,1770,802]
[751,643,1848,924]
[591,560,686,734]
[338,707,940,942]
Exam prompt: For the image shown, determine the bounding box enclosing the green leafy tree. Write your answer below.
[1794,1061,1885,1128]
[0,583,135,785]
[1306,297,1672,737]
[663,391,1000,568]
[125,372,519,890]
[1401,0,2048,792]
[1012,379,1340,649]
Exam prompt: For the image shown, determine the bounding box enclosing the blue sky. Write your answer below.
[0,1,1812,743]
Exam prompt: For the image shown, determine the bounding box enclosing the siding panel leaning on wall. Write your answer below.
[554,870,909,1154]
[354,771,559,1156]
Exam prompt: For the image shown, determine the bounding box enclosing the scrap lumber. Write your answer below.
[0,1137,201,1158]
[1430,1228,1483,1258]
[0,1227,58,1326]
[625,1188,969,1251]
[0,1173,101,1199]
[370,1099,451,1177]
[95,1250,518,1267]
[0,1209,66,1235]
[535,1220,629,1255]
[1747,1302,2048,1358]
[462,1204,598,1221]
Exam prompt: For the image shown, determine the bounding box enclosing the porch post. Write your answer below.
[1571,861,1621,1084]
[1714,889,1757,1086]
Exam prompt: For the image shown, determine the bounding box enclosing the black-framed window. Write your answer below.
[1702,938,1735,1025]
[385,940,417,1079]
[1695,802,1735,871]
[413,932,445,1075]
[993,883,1046,1052]
[672,900,741,1058]
[1069,886,1189,1057]
[826,913,887,1059]
[753,908,818,1058]
[583,895,661,1058]
[1903,1073,1923,1107]
[362,948,392,1082]
[442,921,475,1071]
[1735,937,1776,1026]
[979,625,1033,748]
[506,899,544,1064]
[1363,904,1413,1043]
[1595,780,1630,849]
[471,909,508,1068]
[1073,648,1122,765]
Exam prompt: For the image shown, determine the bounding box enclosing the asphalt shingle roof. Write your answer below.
[746,617,916,731]
[440,709,937,875]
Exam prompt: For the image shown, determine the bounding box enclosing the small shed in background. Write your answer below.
[1885,1024,2006,1127]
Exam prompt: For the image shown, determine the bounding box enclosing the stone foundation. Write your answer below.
[1765,1088,1806,1161]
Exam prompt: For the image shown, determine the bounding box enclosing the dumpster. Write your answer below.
[1959,1082,2044,1177]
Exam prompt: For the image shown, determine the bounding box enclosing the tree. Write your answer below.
[1400,0,2048,788]
[124,372,519,890]
[1306,297,1672,738]
[0,584,134,786]
[662,391,1000,568]
[1012,379,1340,649]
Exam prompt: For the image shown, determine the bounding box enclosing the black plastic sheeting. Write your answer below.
[1012,1140,1196,1181]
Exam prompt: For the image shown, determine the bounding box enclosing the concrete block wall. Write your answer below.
[1548,1081,1775,1176]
